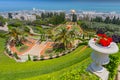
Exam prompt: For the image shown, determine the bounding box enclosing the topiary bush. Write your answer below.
[28,54,31,61]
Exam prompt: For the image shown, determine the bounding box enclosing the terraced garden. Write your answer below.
[1,21,120,80]
[0,37,99,80]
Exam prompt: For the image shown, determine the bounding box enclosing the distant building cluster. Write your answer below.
[66,10,120,21]
[12,13,36,21]
[0,9,120,21]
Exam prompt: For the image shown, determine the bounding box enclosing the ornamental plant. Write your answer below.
[94,34,113,47]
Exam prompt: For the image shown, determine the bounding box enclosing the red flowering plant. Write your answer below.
[94,34,113,47]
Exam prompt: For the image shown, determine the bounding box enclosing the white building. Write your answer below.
[12,14,36,21]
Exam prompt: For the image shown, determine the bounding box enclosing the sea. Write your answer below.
[0,0,120,13]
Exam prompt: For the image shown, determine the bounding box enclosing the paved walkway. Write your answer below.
[40,42,54,55]
[20,41,54,56]
[10,22,81,57]
[0,23,8,31]
[22,41,46,56]
[27,26,40,36]
[9,25,55,57]
[10,38,36,55]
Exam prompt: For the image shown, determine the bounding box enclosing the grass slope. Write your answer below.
[22,48,98,80]
[0,37,98,80]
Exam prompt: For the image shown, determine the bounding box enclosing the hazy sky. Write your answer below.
[2,0,120,2]
[0,0,119,4]
[0,0,120,12]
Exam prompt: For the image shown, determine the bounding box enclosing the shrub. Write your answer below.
[49,54,53,59]
[82,34,84,39]
[24,26,30,33]
[33,56,38,61]
[28,54,31,61]
[60,68,99,80]
[53,43,65,51]
[55,52,59,57]
[79,21,120,33]
[78,41,88,46]
[45,49,53,54]
[0,32,6,38]
[105,55,120,80]
[5,47,13,56]
[40,55,44,60]
[13,53,19,59]
[7,50,12,56]
[15,41,23,47]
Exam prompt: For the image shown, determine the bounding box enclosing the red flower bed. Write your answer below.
[95,34,113,47]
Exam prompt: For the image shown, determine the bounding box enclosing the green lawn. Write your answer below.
[22,48,98,80]
[0,37,99,80]
[16,44,28,52]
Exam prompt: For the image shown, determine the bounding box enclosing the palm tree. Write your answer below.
[36,27,46,42]
[54,26,79,49]
[8,28,20,43]
[55,27,69,49]
[7,27,27,46]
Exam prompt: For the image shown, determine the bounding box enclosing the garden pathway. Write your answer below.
[22,41,46,56]
[22,41,54,56]
[10,38,36,55]
[0,22,8,31]
[27,26,40,36]
[40,42,54,55]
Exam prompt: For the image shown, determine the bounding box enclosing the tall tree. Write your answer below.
[72,14,77,22]
[8,13,13,19]
[7,26,28,45]
[92,16,103,22]
[54,26,79,49]
[112,16,116,24]
[104,16,111,24]
[0,16,6,26]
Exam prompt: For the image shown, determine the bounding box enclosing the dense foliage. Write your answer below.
[8,19,24,27]
[72,14,77,22]
[80,21,120,32]
[54,26,79,49]
[0,16,6,26]
[60,68,98,80]
[105,54,120,80]
[33,12,65,26]
[91,16,120,25]
[80,21,120,37]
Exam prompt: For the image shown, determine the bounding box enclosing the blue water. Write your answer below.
[0,0,120,12]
